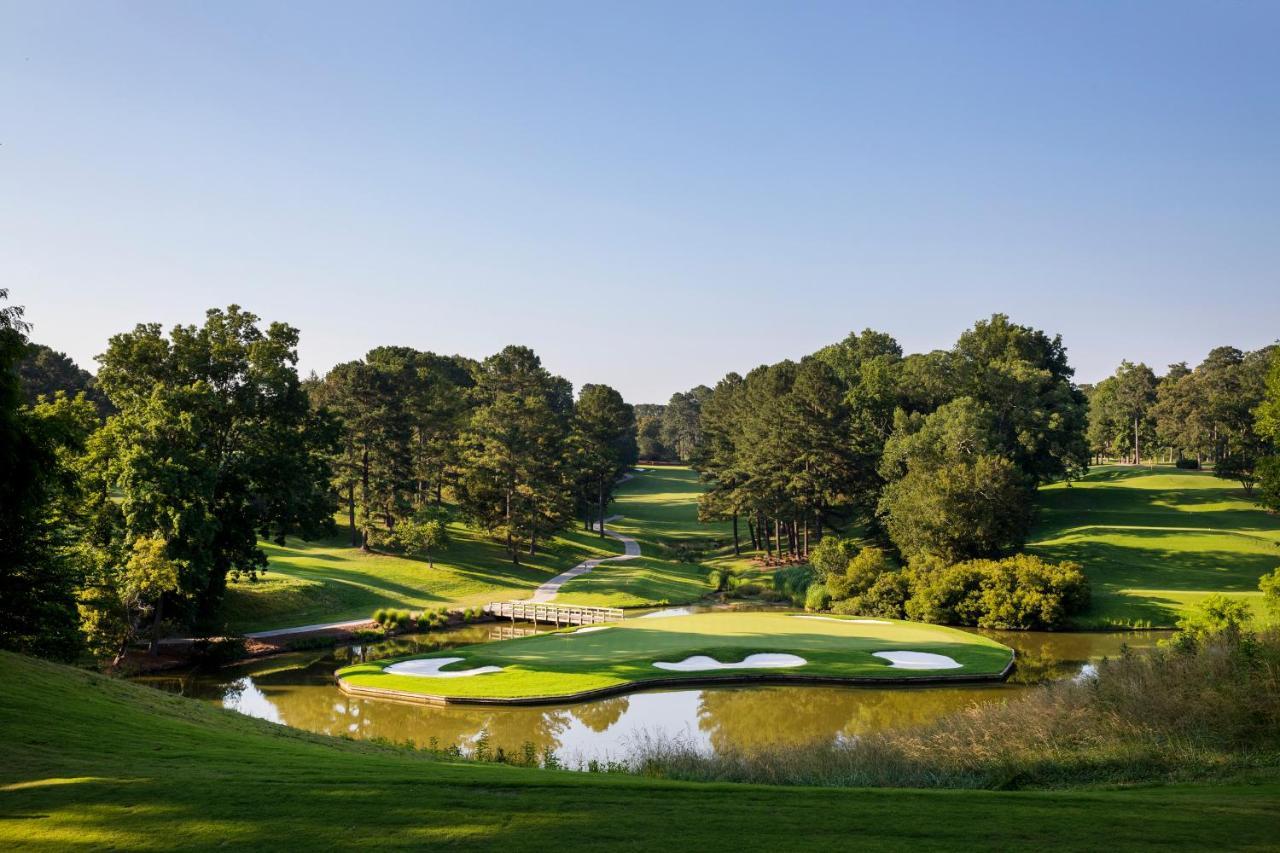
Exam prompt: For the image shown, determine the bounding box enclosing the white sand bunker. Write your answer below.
[872,651,962,670]
[383,657,502,678]
[653,653,807,672]
[572,626,612,634]
[793,615,892,625]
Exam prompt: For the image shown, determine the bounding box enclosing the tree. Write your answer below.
[80,535,181,667]
[952,314,1089,483]
[1110,361,1158,464]
[18,342,112,415]
[661,386,709,462]
[393,509,450,568]
[0,291,94,661]
[81,306,335,637]
[455,346,575,562]
[572,384,637,536]
[878,399,1033,563]
[1255,347,1280,512]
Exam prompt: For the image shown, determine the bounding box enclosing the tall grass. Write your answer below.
[626,631,1280,789]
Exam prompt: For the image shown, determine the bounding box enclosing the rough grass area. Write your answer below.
[217,524,621,634]
[336,612,1013,702]
[2,651,1279,851]
[1030,467,1280,628]
[554,467,732,607]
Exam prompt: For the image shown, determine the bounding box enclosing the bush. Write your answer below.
[372,608,388,625]
[707,569,726,592]
[728,582,763,598]
[836,570,911,619]
[904,554,1089,629]
[1175,457,1200,470]
[804,582,831,612]
[1262,569,1280,623]
[808,536,858,581]
[1171,594,1254,651]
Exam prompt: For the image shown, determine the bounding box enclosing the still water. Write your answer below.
[136,619,1168,766]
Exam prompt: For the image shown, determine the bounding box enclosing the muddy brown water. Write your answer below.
[134,616,1168,766]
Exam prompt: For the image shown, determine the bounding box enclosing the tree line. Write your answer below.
[692,314,1090,566]
[1085,345,1278,497]
[1,297,636,665]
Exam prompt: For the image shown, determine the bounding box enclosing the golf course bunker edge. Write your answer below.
[335,611,1015,705]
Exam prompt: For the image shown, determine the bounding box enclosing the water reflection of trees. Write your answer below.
[571,697,630,732]
[695,685,1018,753]
[255,682,574,754]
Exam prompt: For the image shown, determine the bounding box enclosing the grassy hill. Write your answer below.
[218,523,623,634]
[1031,466,1280,628]
[555,467,732,607]
[3,650,1279,851]
[219,468,725,633]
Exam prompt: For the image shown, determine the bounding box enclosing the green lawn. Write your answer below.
[217,467,724,633]
[1030,466,1280,628]
[552,466,731,607]
[218,524,621,634]
[337,612,1012,702]
[3,651,1279,851]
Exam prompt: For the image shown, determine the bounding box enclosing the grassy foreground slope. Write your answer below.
[1031,467,1280,628]
[338,612,1013,701]
[3,652,1278,852]
[218,524,622,634]
[555,467,731,607]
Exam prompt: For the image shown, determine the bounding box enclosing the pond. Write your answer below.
[135,618,1169,767]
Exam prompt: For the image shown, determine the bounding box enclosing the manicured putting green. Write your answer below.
[336,611,1014,704]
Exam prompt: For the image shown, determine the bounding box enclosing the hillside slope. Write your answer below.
[2,652,1278,851]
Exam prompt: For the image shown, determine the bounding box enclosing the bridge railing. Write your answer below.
[484,601,624,626]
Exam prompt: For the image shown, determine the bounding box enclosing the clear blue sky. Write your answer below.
[3,1,1277,403]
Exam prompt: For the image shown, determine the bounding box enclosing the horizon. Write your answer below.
[5,1,1278,402]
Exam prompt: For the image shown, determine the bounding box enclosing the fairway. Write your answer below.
[335,612,1014,703]
[550,466,732,607]
[218,525,622,634]
[1030,467,1280,628]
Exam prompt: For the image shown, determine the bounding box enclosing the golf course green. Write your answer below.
[335,611,1014,703]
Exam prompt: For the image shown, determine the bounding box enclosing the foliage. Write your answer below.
[1170,594,1255,651]
[807,536,859,582]
[877,398,1036,562]
[0,291,92,661]
[1261,568,1280,623]
[18,341,112,415]
[393,508,450,568]
[79,306,335,642]
[903,554,1089,629]
[803,581,831,611]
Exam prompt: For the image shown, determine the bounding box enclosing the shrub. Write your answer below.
[707,569,726,591]
[773,565,815,605]
[836,570,911,619]
[1175,457,1200,470]
[1171,594,1254,651]
[804,581,831,612]
[729,583,763,598]
[1262,569,1280,623]
[808,536,858,582]
[372,608,388,626]
[904,554,1089,629]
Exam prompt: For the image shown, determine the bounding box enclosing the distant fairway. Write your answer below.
[1030,466,1280,628]
[218,467,721,633]
[218,526,622,634]
[553,466,732,607]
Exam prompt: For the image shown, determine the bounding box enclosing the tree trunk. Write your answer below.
[747,518,758,551]
[802,519,809,556]
[347,483,358,547]
[732,512,740,556]
[1134,416,1140,465]
[360,448,371,551]
[761,513,772,558]
[598,478,606,538]
[774,517,782,558]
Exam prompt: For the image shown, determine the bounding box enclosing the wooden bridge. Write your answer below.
[484,601,624,627]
